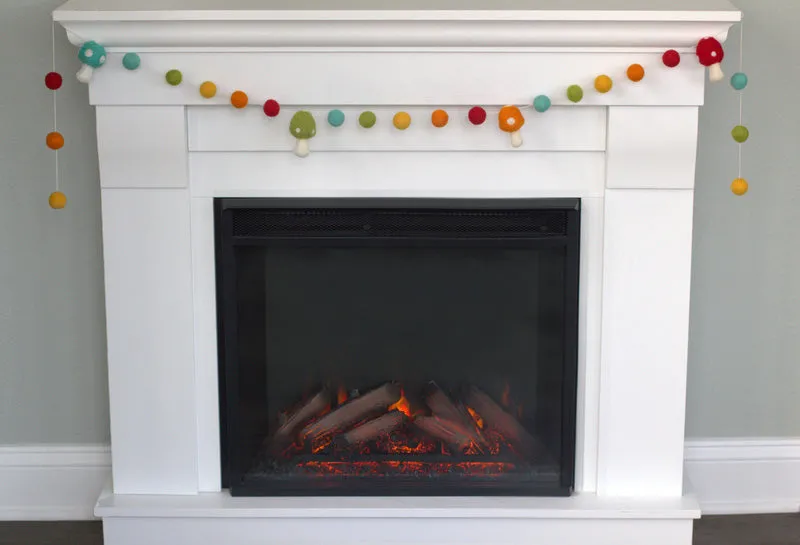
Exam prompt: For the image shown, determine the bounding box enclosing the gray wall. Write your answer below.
[0,0,109,444]
[0,0,796,444]
[688,0,800,437]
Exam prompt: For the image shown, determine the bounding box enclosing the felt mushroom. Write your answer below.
[498,105,525,148]
[76,41,107,84]
[696,37,725,82]
[289,111,316,158]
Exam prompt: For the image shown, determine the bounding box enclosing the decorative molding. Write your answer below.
[685,438,800,515]
[53,0,740,50]
[0,445,111,521]
[55,20,739,50]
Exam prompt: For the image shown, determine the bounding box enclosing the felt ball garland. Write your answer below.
[48,27,750,195]
[729,22,750,195]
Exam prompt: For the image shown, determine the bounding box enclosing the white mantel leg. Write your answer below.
[596,107,698,497]
[97,106,199,494]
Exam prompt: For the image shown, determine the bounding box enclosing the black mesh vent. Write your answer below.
[231,208,569,239]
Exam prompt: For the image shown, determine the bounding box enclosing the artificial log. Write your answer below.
[274,388,331,440]
[464,386,540,457]
[337,411,406,447]
[302,382,402,442]
[414,416,476,453]
[425,382,486,446]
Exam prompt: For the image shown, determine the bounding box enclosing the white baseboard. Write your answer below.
[685,438,800,515]
[0,445,111,521]
[1,440,797,520]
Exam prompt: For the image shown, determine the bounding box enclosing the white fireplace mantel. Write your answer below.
[55,1,739,544]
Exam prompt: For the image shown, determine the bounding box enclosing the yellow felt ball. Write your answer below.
[393,111,411,130]
[731,178,748,196]
[49,191,67,209]
[199,81,217,99]
[594,75,613,93]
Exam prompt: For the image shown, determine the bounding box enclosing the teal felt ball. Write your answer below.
[730,72,748,90]
[533,95,551,113]
[327,109,345,127]
[122,53,141,71]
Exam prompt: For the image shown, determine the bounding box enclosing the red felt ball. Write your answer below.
[45,72,63,90]
[468,106,487,125]
[662,49,681,68]
[263,99,280,117]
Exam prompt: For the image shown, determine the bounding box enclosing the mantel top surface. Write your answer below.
[54,0,740,21]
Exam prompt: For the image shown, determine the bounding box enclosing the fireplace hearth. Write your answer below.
[216,199,580,496]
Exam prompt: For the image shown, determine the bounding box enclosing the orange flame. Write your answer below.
[501,383,511,407]
[337,385,348,406]
[388,391,413,418]
[466,406,484,429]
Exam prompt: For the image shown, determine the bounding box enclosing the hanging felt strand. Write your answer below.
[731,20,749,196]
[48,21,66,210]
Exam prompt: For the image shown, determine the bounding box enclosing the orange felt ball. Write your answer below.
[431,109,449,128]
[49,191,67,209]
[230,90,249,109]
[46,131,64,150]
[627,63,645,82]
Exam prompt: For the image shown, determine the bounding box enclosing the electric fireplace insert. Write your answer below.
[216,198,580,496]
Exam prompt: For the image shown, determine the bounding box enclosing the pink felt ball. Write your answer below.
[263,99,280,117]
[468,106,487,125]
[45,72,63,90]
[662,49,681,68]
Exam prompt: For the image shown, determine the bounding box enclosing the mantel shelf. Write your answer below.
[53,0,740,49]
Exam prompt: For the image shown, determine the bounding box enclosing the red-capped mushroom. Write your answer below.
[696,37,725,82]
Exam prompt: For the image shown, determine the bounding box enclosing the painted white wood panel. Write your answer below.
[574,196,604,493]
[190,198,221,492]
[606,107,699,189]
[188,106,606,152]
[87,52,706,107]
[102,515,694,545]
[596,189,694,497]
[101,189,199,494]
[96,107,189,189]
[188,151,606,198]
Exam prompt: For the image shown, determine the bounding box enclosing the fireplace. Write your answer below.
[216,199,580,496]
[54,0,741,542]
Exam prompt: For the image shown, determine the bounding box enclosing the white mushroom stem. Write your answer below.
[708,63,724,82]
[510,130,523,148]
[294,138,310,158]
[76,64,94,84]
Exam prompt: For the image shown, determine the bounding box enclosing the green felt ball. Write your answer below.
[165,69,182,86]
[327,109,345,127]
[533,95,551,113]
[122,53,141,71]
[567,85,584,103]
[731,125,749,143]
[359,111,377,128]
[730,72,748,91]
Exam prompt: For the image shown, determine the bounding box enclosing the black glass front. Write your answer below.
[217,199,580,496]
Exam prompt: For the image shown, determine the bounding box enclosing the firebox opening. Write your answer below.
[216,198,580,496]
